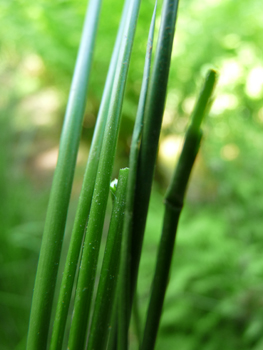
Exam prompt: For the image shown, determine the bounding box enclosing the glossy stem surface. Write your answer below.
[26,1,101,349]
[87,168,129,350]
[49,2,130,349]
[140,128,202,350]
[117,3,157,349]
[141,69,217,350]
[130,0,180,314]
[67,0,141,348]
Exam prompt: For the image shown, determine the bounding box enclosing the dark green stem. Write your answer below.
[117,3,156,349]
[132,289,142,345]
[140,69,218,350]
[130,0,180,314]
[140,129,201,350]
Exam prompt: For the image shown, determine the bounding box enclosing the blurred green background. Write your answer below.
[1,0,263,349]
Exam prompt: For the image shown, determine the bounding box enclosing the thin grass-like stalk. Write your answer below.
[67,0,141,348]
[117,3,157,349]
[132,290,142,345]
[49,2,130,349]
[87,168,129,350]
[140,69,217,350]
[130,0,180,309]
[107,307,118,350]
[26,1,102,349]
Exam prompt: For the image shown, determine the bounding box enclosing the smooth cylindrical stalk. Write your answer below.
[49,2,130,349]
[67,0,141,348]
[130,0,180,315]
[140,129,201,350]
[141,69,218,350]
[87,168,129,350]
[117,3,157,349]
[26,1,102,349]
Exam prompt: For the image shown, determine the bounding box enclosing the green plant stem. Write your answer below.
[132,290,142,345]
[140,69,217,350]
[26,1,102,349]
[140,129,201,350]
[49,2,130,349]
[130,0,180,312]
[67,0,141,348]
[87,168,129,350]
[191,69,218,132]
[107,310,118,350]
[117,3,157,349]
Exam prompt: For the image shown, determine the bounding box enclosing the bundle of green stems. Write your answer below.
[26,0,217,349]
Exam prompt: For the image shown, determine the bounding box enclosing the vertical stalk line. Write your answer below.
[130,0,180,312]
[140,129,202,350]
[87,168,129,350]
[132,290,142,345]
[26,1,102,349]
[117,3,157,349]
[67,0,141,349]
[49,2,130,349]
[140,70,217,350]
[107,303,118,350]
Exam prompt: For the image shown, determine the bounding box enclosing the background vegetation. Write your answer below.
[1,0,263,349]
